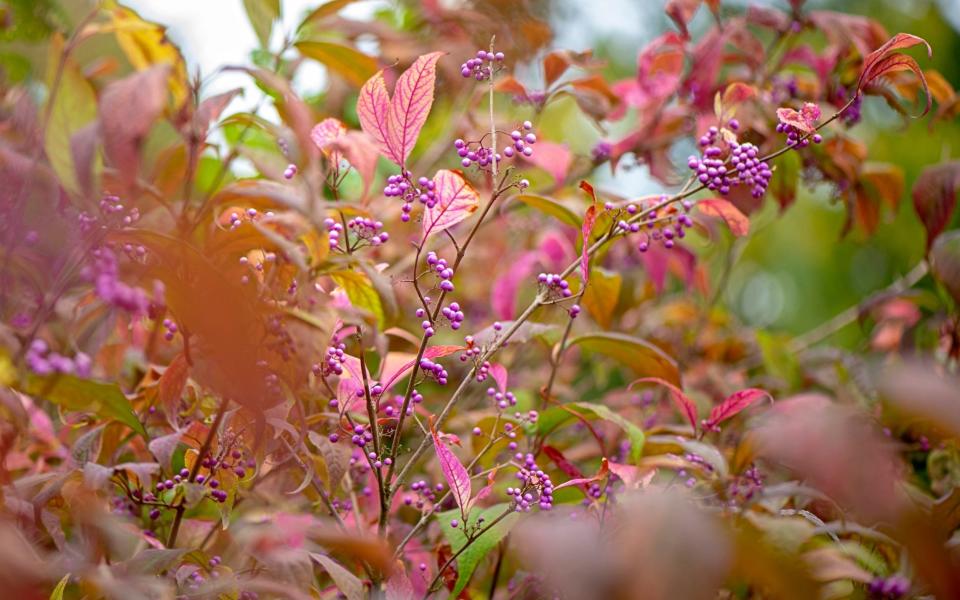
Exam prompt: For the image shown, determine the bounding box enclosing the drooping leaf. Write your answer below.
[243,0,280,48]
[856,32,932,115]
[328,132,381,200]
[569,332,681,386]
[912,161,960,251]
[25,375,146,438]
[665,0,702,38]
[356,70,400,164]
[438,504,519,597]
[488,363,508,393]
[697,198,750,236]
[581,267,622,329]
[553,457,609,491]
[580,200,598,283]
[157,353,188,428]
[704,388,773,431]
[296,41,378,88]
[631,377,699,434]
[387,51,444,165]
[422,169,480,238]
[310,553,364,600]
[431,425,472,515]
[100,65,170,190]
[932,231,960,305]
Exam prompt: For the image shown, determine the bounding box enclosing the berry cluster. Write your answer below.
[283,163,297,179]
[487,386,518,411]
[591,140,612,163]
[688,130,773,198]
[440,301,466,330]
[383,173,436,222]
[312,342,347,378]
[347,216,389,246]
[508,453,554,511]
[453,121,537,171]
[726,465,763,505]
[25,340,92,377]
[459,49,504,81]
[775,122,823,148]
[365,450,393,469]
[458,334,483,362]
[99,193,140,226]
[568,303,581,319]
[475,359,493,382]
[161,318,178,342]
[418,357,449,385]
[426,251,456,293]
[323,217,343,249]
[86,247,151,315]
[404,479,444,510]
[867,576,910,599]
[537,272,573,298]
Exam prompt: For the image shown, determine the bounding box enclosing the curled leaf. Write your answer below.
[697,198,750,236]
[856,33,932,115]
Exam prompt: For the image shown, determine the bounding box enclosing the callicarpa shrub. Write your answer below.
[2,0,960,599]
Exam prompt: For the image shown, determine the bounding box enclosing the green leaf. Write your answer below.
[568,332,680,386]
[44,35,98,196]
[295,41,378,88]
[581,267,622,329]
[331,270,386,329]
[49,574,69,600]
[25,375,146,438]
[514,194,580,228]
[757,330,801,390]
[438,504,519,597]
[243,0,280,48]
[569,402,645,462]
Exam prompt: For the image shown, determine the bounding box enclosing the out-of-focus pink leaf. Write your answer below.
[553,458,609,491]
[856,33,932,114]
[491,251,538,319]
[386,563,415,600]
[697,198,750,236]
[387,51,444,165]
[488,363,508,393]
[521,140,572,184]
[422,169,480,238]
[327,131,381,201]
[431,424,472,515]
[703,388,772,431]
[665,0,701,38]
[632,377,698,433]
[912,160,960,250]
[639,243,698,293]
[607,461,655,490]
[357,70,401,164]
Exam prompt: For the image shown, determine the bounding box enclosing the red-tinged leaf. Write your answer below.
[607,461,655,490]
[721,82,757,107]
[857,33,932,114]
[328,131,381,200]
[100,64,170,189]
[193,87,242,136]
[581,204,598,282]
[470,468,498,509]
[491,251,538,319]
[912,161,960,250]
[158,353,189,428]
[431,424,472,515]
[387,51,443,166]
[665,0,702,38]
[521,140,572,184]
[776,102,821,134]
[386,564,415,600]
[697,198,750,236]
[356,70,401,164]
[631,377,698,433]
[704,388,773,431]
[489,363,508,393]
[310,117,347,157]
[422,169,480,238]
[553,458,609,492]
[543,445,586,481]
[495,75,529,96]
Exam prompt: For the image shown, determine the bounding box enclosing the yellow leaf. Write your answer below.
[582,267,622,329]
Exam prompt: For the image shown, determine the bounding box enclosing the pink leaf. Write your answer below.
[856,33,932,115]
[357,71,401,164]
[776,102,820,134]
[386,565,415,600]
[521,140,572,184]
[422,169,480,238]
[639,243,698,294]
[328,131,381,200]
[488,363,508,393]
[431,425,472,514]
[704,388,773,431]
[665,0,701,38]
[697,198,750,236]
[387,51,444,166]
[607,461,655,490]
[491,251,538,319]
[553,458,609,491]
[468,468,498,512]
[631,377,698,433]
[310,117,347,156]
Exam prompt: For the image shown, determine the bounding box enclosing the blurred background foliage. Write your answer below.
[2,0,958,345]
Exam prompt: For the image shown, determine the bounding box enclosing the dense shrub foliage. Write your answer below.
[2,0,960,598]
